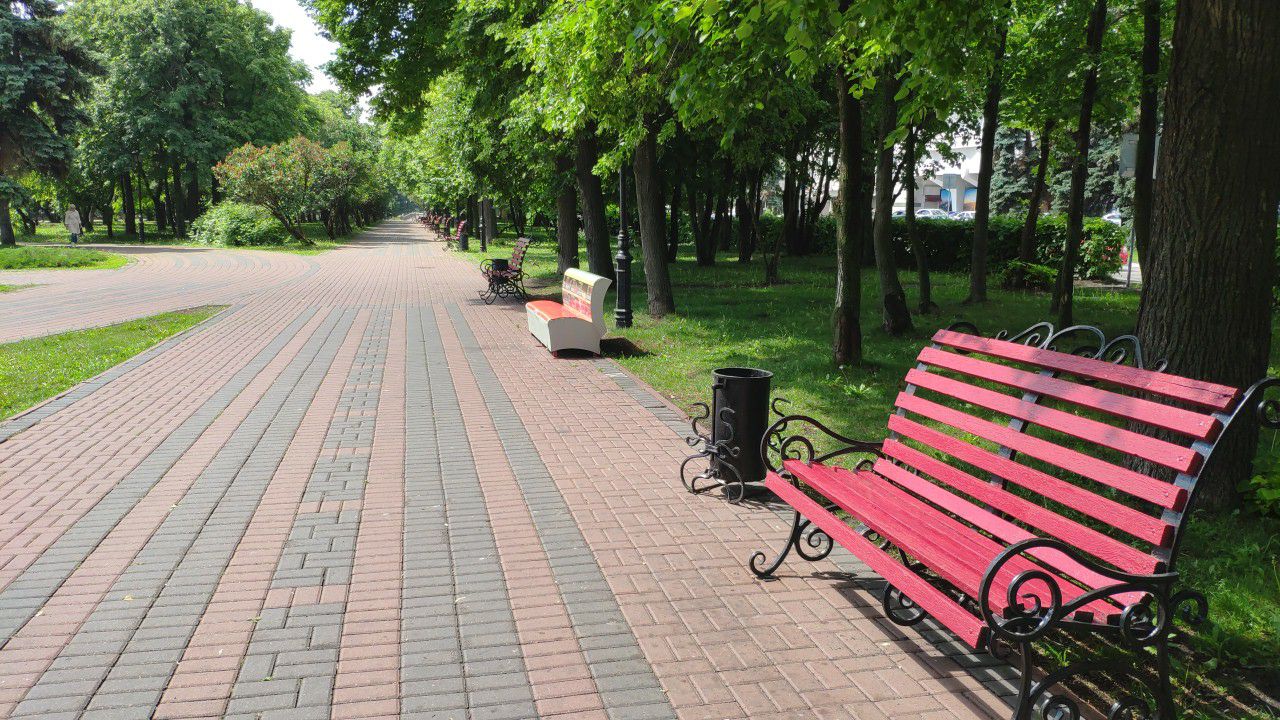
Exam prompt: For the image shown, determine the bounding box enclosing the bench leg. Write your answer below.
[748,509,835,579]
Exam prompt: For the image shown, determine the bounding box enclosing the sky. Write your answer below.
[247,0,338,93]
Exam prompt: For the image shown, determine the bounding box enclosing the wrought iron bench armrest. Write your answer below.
[761,400,885,476]
[979,537,1206,648]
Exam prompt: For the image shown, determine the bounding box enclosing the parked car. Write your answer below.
[914,208,951,219]
[1103,210,1124,225]
[950,210,976,220]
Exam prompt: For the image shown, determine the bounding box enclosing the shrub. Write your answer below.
[887,214,1125,279]
[191,202,287,246]
[998,260,1057,291]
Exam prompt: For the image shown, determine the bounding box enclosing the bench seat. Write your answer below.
[775,460,1140,642]
[526,300,577,321]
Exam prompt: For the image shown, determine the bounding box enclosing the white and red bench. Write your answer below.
[526,268,611,356]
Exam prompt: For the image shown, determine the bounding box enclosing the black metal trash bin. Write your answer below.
[711,367,773,486]
[681,367,774,503]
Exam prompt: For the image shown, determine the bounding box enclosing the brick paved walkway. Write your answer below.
[0,220,1011,719]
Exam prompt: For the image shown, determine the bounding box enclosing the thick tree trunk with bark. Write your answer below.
[555,156,578,274]
[833,68,864,366]
[967,26,1008,304]
[633,126,675,317]
[574,129,613,279]
[1136,0,1280,513]
[871,72,913,334]
[1051,0,1107,325]
[1132,0,1162,267]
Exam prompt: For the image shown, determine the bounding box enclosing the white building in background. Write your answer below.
[893,135,983,214]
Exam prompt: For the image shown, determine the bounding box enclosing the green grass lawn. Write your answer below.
[471,232,1279,718]
[0,307,223,420]
[26,220,344,255]
[0,245,129,271]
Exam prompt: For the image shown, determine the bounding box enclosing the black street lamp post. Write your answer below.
[614,166,633,328]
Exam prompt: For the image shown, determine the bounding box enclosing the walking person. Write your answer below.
[64,204,83,245]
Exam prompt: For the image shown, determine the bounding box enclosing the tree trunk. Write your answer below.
[1051,0,1108,325]
[169,161,187,237]
[966,25,1008,304]
[1009,119,1055,289]
[186,161,201,220]
[484,197,498,246]
[102,183,115,238]
[872,71,913,334]
[904,127,934,313]
[1135,0,1280,514]
[633,125,675,317]
[121,174,137,235]
[736,187,753,264]
[833,67,864,366]
[667,159,681,262]
[782,153,802,255]
[555,155,579,273]
[136,166,146,240]
[0,196,14,247]
[574,129,613,279]
[1132,0,1162,267]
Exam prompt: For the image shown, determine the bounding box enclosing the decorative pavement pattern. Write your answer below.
[0,221,1012,719]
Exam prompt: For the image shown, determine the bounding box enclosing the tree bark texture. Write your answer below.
[967,26,1008,304]
[555,155,579,274]
[871,71,913,334]
[833,68,864,366]
[633,126,676,317]
[1132,0,1162,267]
[574,129,613,279]
[1136,0,1280,513]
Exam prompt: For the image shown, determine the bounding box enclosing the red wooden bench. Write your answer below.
[752,322,1277,720]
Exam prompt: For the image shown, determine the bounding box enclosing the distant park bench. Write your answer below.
[526,268,611,356]
[478,236,531,304]
[753,321,1277,720]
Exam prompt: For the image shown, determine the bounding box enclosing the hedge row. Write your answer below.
[755,213,1126,280]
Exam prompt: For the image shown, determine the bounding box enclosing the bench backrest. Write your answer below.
[884,325,1249,576]
[510,237,531,272]
[561,268,611,333]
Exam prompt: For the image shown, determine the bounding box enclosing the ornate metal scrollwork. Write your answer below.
[949,321,1168,370]
[680,402,747,501]
[1011,658,1163,720]
[760,412,883,476]
[978,538,1204,650]
[749,506,835,579]
[882,585,927,626]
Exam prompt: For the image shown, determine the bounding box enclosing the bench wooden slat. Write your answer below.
[931,329,1240,411]
[904,368,1202,473]
[886,414,1172,547]
[878,441,1159,575]
[766,473,989,648]
[788,461,1126,623]
[916,347,1222,440]
[895,392,1188,509]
